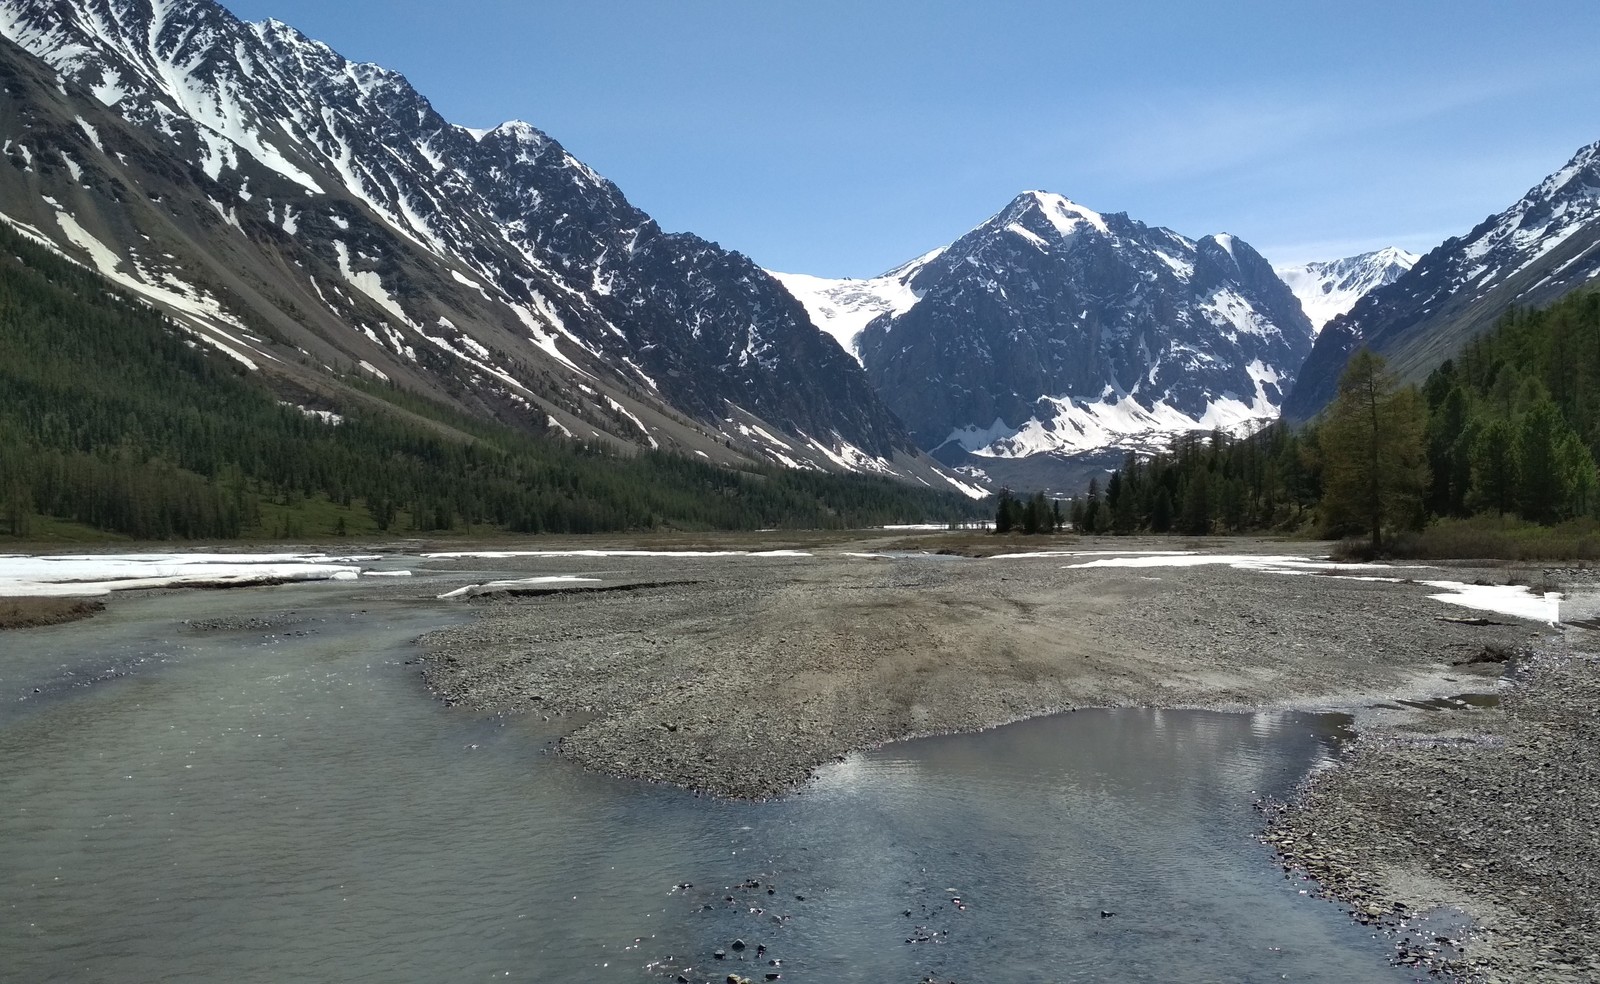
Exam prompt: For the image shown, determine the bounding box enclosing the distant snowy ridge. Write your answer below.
[1286,138,1600,420]
[1275,247,1419,331]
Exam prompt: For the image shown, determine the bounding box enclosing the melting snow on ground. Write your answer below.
[0,553,394,598]
[424,550,813,560]
[1420,581,1562,624]
[1001,550,1561,624]
[437,576,599,600]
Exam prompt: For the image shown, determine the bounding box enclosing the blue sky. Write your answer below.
[221,0,1600,277]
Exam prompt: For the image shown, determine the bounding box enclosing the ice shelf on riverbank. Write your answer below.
[422,549,813,559]
[0,553,397,597]
[437,576,600,600]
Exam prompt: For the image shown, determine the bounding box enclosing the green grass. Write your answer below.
[1340,516,1600,562]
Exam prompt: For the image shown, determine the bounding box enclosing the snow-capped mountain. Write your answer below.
[0,0,975,493]
[800,191,1314,473]
[1286,139,1600,421]
[1276,247,1419,332]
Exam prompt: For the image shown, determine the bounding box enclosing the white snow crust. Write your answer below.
[1014,550,1561,623]
[423,550,813,560]
[0,552,381,597]
[438,576,599,600]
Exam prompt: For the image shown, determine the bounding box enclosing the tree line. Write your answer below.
[0,224,979,540]
[994,489,1066,534]
[1062,289,1600,547]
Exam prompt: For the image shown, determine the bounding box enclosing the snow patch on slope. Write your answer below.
[945,378,1279,460]
[768,247,944,362]
[51,208,264,369]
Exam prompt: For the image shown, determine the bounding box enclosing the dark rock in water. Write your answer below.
[1100,910,1116,918]
[731,938,746,951]
[714,948,726,959]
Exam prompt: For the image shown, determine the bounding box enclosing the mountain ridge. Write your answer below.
[0,0,982,497]
[1285,138,1600,421]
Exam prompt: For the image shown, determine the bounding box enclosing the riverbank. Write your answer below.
[0,597,105,629]
[1266,642,1599,983]
[417,546,1537,799]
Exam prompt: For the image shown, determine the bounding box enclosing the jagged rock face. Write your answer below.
[1285,139,1600,421]
[820,192,1314,458]
[1275,247,1419,332]
[0,0,969,489]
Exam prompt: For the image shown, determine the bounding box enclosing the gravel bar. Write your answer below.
[416,548,1535,799]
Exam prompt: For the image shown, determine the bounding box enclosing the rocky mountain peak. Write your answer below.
[779,192,1316,482]
[0,0,977,494]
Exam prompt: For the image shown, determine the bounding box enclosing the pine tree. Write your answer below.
[1557,432,1599,518]
[1468,418,1519,516]
[1151,486,1174,533]
[1517,402,1569,523]
[995,488,1017,534]
[1180,470,1211,536]
[1318,350,1427,550]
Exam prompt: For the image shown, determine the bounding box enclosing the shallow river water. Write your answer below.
[1,580,1432,983]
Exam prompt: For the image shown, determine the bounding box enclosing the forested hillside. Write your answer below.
[0,226,977,541]
[1078,290,1600,545]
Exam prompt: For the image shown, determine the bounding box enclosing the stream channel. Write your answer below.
[1,573,1445,983]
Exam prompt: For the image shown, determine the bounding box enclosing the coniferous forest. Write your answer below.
[1075,290,1600,548]
[0,225,978,541]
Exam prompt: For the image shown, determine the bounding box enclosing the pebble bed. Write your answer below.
[1267,645,1600,983]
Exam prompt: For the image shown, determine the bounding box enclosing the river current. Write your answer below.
[1,579,1431,983]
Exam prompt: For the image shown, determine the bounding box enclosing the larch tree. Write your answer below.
[1318,349,1427,551]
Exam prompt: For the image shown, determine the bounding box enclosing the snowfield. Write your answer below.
[0,553,401,597]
